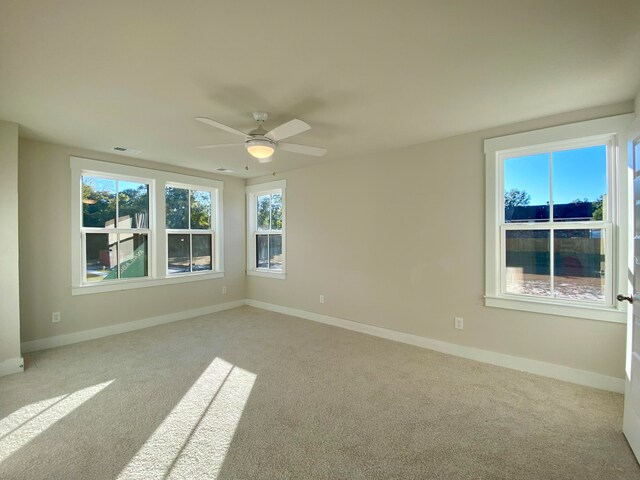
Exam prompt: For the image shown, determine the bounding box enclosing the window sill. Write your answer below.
[485,295,626,323]
[72,271,225,296]
[247,269,286,280]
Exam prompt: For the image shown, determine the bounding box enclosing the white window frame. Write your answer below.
[246,180,286,279]
[165,182,217,277]
[71,157,224,295]
[484,114,634,323]
[79,170,154,284]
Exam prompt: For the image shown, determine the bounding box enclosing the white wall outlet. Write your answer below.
[222,286,227,294]
[319,294,325,304]
[454,317,463,330]
[52,312,61,323]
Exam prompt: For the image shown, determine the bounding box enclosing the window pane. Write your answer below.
[554,229,605,302]
[271,193,283,230]
[553,145,607,222]
[166,187,189,229]
[168,234,190,274]
[505,230,551,296]
[256,234,269,268]
[190,190,211,230]
[119,233,148,278]
[269,234,283,270]
[257,195,271,230]
[192,234,212,271]
[118,181,149,229]
[82,176,116,228]
[85,233,118,282]
[504,154,550,223]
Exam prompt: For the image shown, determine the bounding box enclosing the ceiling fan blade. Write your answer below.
[196,143,244,149]
[278,142,327,157]
[266,119,311,142]
[195,117,248,138]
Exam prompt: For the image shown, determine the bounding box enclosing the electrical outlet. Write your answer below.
[222,286,227,294]
[454,317,463,330]
[52,312,61,323]
[319,294,325,304]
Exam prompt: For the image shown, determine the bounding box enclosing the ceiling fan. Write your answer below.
[195,112,327,163]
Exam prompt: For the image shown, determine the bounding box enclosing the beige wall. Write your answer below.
[247,101,635,378]
[16,99,638,376]
[0,122,22,367]
[18,140,246,343]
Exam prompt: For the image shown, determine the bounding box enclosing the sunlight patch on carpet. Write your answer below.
[0,380,114,463]
[0,394,66,439]
[117,357,256,480]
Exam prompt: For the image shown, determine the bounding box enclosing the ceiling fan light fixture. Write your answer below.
[195,113,326,161]
[246,139,275,161]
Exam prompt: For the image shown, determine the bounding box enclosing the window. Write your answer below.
[166,185,214,275]
[246,180,286,279]
[485,114,633,322]
[71,157,224,294]
[81,175,151,283]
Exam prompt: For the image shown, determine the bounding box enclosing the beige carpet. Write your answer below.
[0,306,638,479]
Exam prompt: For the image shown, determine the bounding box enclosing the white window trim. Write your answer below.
[71,157,224,295]
[484,114,634,323]
[165,181,217,277]
[246,180,286,280]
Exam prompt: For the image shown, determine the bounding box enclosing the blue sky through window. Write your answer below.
[504,153,549,206]
[504,145,606,206]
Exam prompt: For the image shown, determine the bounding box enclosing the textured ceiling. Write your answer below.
[1,0,639,177]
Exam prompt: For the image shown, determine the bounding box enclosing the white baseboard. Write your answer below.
[0,356,24,377]
[18,297,625,393]
[20,300,246,354]
[245,299,625,393]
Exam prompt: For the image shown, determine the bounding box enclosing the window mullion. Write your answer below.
[549,151,553,223]
[549,148,556,305]
[267,233,271,270]
[188,189,192,230]
[549,228,555,298]
[115,180,120,228]
[115,180,120,279]
[189,232,193,273]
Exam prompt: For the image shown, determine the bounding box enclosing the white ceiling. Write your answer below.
[1,0,639,177]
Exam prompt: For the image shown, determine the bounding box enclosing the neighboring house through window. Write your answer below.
[71,157,224,294]
[81,174,151,283]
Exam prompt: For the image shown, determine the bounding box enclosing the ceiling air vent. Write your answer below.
[112,146,141,155]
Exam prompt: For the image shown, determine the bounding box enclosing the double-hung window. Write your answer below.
[71,157,224,294]
[81,174,151,283]
[485,114,633,322]
[246,180,286,279]
[165,184,215,275]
